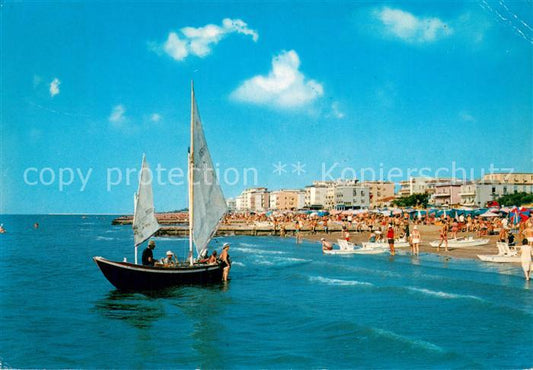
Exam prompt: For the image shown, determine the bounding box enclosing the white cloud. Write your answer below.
[49,78,60,97]
[375,7,452,43]
[231,50,324,109]
[109,105,127,126]
[150,113,162,122]
[157,18,258,61]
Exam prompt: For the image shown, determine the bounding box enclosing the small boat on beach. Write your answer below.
[322,240,360,255]
[429,237,489,248]
[478,242,520,263]
[94,83,228,290]
[322,240,387,255]
[361,238,410,249]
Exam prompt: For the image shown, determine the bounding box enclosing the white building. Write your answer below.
[398,177,452,197]
[334,180,370,210]
[460,182,533,207]
[305,180,369,210]
[235,187,270,212]
[304,182,328,209]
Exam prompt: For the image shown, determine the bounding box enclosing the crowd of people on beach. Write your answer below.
[223,209,531,241]
[224,209,533,280]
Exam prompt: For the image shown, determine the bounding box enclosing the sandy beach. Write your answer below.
[298,224,510,261]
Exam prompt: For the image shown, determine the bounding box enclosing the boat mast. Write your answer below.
[133,154,144,265]
[188,81,195,265]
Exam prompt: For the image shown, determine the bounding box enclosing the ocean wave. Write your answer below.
[239,242,257,247]
[371,328,444,353]
[309,276,373,287]
[327,263,402,279]
[232,261,246,267]
[233,247,286,255]
[96,236,115,241]
[254,256,311,266]
[406,287,483,301]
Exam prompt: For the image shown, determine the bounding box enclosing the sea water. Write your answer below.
[0,215,532,368]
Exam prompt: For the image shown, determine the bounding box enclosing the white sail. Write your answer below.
[191,92,227,257]
[132,155,160,246]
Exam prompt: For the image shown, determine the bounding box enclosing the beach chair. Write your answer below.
[500,243,518,257]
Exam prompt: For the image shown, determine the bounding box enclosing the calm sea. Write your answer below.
[0,215,532,368]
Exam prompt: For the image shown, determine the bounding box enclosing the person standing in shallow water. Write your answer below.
[387,224,395,256]
[520,238,532,281]
[219,243,231,282]
[438,221,449,252]
[411,225,421,256]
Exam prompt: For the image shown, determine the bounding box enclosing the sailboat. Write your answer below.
[93,83,228,290]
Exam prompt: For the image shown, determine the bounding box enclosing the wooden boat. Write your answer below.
[94,83,228,290]
[93,258,223,290]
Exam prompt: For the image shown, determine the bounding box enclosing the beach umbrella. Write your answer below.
[474,208,487,216]
[510,207,529,224]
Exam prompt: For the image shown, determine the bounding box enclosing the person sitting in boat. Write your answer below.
[219,243,231,282]
[321,238,333,251]
[199,250,218,264]
[162,250,178,267]
[142,240,156,266]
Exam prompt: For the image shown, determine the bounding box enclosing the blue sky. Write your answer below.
[1,0,532,214]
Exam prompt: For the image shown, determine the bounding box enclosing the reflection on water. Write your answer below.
[173,284,233,368]
[94,290,167,329]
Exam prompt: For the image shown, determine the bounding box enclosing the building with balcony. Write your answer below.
[334,182,370,210]
[304,182,328,209]
[459,182,533,207]
[361,181,395,209]
[432,182,463,207]
[398,177,452,197]
[235,187,270,212]
[269,189,305,210]
[482,173,533,184]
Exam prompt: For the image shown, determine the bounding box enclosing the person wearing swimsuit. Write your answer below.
[220,243,231,282]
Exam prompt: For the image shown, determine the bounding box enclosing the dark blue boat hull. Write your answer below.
[93,257,224,291]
